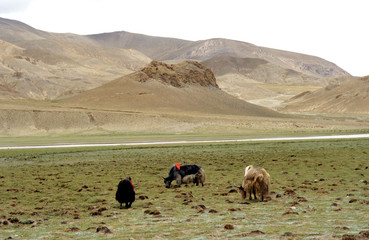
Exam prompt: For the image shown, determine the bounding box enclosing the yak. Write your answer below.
[163,164,201,188]
[251,170,271,201]
[237,165,271,201]
[115,177,135,208]
[182,167,206,186]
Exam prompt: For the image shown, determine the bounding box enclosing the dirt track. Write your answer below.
[2,133,369,149]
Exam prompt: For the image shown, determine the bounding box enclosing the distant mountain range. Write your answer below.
[1,17,367,115]
[1,17,349,100]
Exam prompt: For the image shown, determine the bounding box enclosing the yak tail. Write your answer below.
[261,169,271,192]
[200,168,206,182]
[261,168,270,177]
[252,174,263,186]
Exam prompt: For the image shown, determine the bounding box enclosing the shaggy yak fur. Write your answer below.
[115,177,135,208]
[239,165,271,201]
[181,168,206,186]
[163,164,201,188]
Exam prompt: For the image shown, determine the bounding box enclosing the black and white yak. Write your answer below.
[163,163,202,188]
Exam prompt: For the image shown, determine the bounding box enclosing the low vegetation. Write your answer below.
[1,138,368,239]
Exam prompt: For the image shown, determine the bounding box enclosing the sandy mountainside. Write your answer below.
[200,56,330,109]
[89,32,350,78]
[0,18,151,100]
[282,76,369,114]
[201,56,324,85]
[62,61,280,117]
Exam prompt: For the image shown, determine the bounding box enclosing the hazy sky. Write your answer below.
[1,0,368,76]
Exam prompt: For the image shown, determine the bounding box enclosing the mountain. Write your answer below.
[62,61,281,117]
[89,33,350,78]
[0,17,357,115]
[282,76,369,114]
[86,31,351,110]
[201,55,325,85]
[88,31,192,61]
[0,18,151,99]
[200,55,329,109]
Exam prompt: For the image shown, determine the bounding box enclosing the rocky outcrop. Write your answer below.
[139,61,218,88]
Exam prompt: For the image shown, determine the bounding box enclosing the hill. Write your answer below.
[62,61,281,117]
[0,18,151,99]
[282,76,369,114]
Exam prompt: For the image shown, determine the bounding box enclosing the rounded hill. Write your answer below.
[62,61,281,117]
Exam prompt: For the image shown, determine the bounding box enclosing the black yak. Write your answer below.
[116,177,135,208]
[163,163,201,188]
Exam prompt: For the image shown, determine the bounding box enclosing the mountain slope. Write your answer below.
[88,31,192,61]
[0,18,151,99]
[201,56,323,85]
[89,33,350,78]
[282,76,369,114]
[62,61,281,117]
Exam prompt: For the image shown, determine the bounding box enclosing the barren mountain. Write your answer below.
[282,76,369,114]
[0,18,151,99]
[89,32,350,78]
[62,61,281,117]
[201,56,325,85]
[200,56,326,109]
[0,17,362,117]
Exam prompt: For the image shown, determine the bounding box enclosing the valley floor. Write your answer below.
[1,139,369,239]
[1,99,369,138]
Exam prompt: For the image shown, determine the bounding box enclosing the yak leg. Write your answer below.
[119,203,123,209]
[175,175,182,187]
[253,186,257,200]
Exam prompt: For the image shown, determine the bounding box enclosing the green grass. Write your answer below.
[1,139,369,239]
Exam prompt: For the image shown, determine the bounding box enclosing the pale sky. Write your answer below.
[1,0,368,76]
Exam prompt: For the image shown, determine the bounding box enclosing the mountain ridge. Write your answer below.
[89,32,350,78]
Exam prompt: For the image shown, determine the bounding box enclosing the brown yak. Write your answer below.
[182,168,206,186]
[238,165,270,201]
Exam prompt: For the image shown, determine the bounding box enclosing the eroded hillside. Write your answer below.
[282,76,369,114]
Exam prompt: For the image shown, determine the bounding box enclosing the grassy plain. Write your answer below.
[1,138,368,239]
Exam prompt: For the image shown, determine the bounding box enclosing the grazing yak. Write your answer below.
[238,165,271,201]
[115,177,135,208]
[163,163,201,188]
[182,168,206,186]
